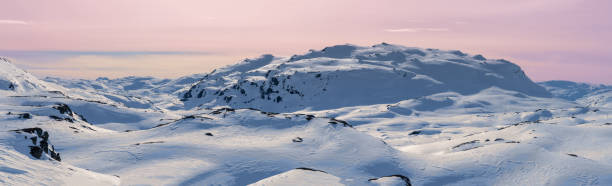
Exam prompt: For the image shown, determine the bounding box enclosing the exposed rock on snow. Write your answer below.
[9,128,61,161]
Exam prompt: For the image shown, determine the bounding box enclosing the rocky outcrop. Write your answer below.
[11,127,61,161]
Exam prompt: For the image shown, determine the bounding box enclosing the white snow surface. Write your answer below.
[249,168,344,186]
[1,43,611,185]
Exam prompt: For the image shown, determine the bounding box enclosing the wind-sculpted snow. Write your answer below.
[2,44,612,185]
[181,43,550,112]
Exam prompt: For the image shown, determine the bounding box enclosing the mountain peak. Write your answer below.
[180,44,550,112]
[0,57,61,94]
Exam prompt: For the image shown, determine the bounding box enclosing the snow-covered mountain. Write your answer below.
[538,80,612,108]
[45,73,206,110]
[180,44,550,112]
[1,44,611,185]
[0,57,64,94]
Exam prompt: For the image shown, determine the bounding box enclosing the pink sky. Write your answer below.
[0,0,610,83]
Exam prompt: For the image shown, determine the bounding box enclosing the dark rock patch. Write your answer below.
[452,140,480,151]
[11,128,61,161]
[52,104,74,116]
[133,141,164,146]
[211,107,235,115]
[270,77,279,85]
[181,88,193,101]
[473,54,486,61]
[295,167,327,173]
[329,118,352,127]
[49,115,74,123]
[292,137,303,143]
[260,111,279,117]
[80,124,96,131]
[47,90,65,96]
[368,175,412,186]
[223,96,233,103]
[197,89,206,98]
[7,112,32,119]
[77,114,88,122]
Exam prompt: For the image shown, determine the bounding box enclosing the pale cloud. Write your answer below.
[384,28,418,32]
[384,28,449,33]
[11,54,242,79]
[422,28,450,32]
[0,20,28,25]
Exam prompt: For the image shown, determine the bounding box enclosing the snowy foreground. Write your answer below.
[1,44,611,185]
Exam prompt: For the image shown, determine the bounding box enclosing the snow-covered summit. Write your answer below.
[181,43,550,112]
[0,57,61,94]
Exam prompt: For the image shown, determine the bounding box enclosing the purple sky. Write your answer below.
[0,0,610,84]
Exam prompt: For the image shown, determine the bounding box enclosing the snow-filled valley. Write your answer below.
[1,44,611,186]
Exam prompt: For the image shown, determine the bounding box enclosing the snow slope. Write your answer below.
[0,103,120,185]
[0,145,120,186]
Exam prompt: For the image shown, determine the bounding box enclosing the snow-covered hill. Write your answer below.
[180,44,550,112]
[1,44,611,185]
[539,80,612,101]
